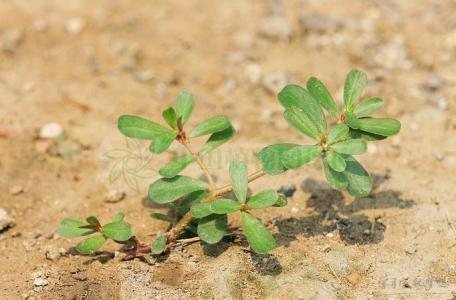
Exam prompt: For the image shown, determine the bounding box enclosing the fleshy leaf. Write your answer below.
[58,219,95,237]
[178,190,208,216]
[307,77,338,117]
[284,107,321,140]
[197,214,227,244]
[247,189,278,209]
[281,145,321,169]
[148,176,208,204]
[86,216,100,226]
[343,69,368,111]
[273,194,288,207]
[200,125,235,154]
[242,212,276,254]
[211,199,241,214]
[191,202,213,218]
[188,116,231,138]
[102,221,132,241]
[322,160,348,190]
[344,112,360,129]
[327,124,349,144]
[353,97,384,117]
[342,155,373,197]
[358,118,401,136]
[150,212,174,223]
[256,143,300,175]
[151,233,167,255]
[77,235,106,254]
[325,150,346,172]
[331,139,367,155]
[118,115,170,140]
[229,161,248,204]
[278,84,326,133]
[175,91,195,124]
[148,130,178,154]
[348,129,387,141]
[162,107,178,129]
[159,155,196,178]
[113,213,125,223]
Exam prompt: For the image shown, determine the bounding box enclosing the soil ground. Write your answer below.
[1,0,456,299]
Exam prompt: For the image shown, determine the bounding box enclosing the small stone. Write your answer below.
[363,229,371,235]
[299,14,335,33]
[244,63,262,84]
[277,185,297,198]
[263,72,287,94]
[429,95,448,111]
[9,185,24,195]
[45,245,65,262]
[39,123,63,139]
[71,272,87,281]
[0,208,15,232]
[1,28,24,53]
[134,69,155,82]
[326,232,334,238]
[33,277,48,290]
[291,207,299,213]
[65,18,85,35]
[346,272,361,285]
[259,17,292,41]
[104,189,126,203]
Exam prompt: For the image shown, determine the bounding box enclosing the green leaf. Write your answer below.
[118,115,170,140]
[273,194,288,207]
[242,212,276,254]
[148,130,178,154]
[344,112,360,129]
[284,107,321,140]
[200,125,235,154]
[344,69,368,111]
[159,155,196,178]
[162,107,178,129]
[178,190,208,216]
[211,199,241,214]
[342,155,373,197]
[86,216,100,226]
[278,84,327,132]
[148,176,208,204]
[151,233,167,255]
[281,145,321,169]
[175,91,195,124]
[247,189,278,209]
[188,116,231,138]
[322,160,348,190]
[102,221,132,241]
[358,118,401,136]
[113,213,125,223]
[256,143,300,175]
[77,235,106,254]
[150,212,173,223]
[58,219,95,237]
[353,97,384,117]
[307,77,338,117]
[191,202,213,218]
[348,129,387,141]
[229,161,248,203]
[197,214,227,244]
[327,124,349,144]
[325,150,346,172]
[331,139,367,155]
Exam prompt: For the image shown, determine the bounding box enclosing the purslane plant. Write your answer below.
[58,69,400,257]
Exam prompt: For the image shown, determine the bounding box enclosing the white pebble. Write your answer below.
[244,63,262,84]
[65,18,85,35]
[39,123,63,139]
[33,277,48,287]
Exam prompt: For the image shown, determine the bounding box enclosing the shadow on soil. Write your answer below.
[274,173,416,247]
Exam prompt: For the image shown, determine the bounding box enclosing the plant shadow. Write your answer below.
[249,253,283,276]
[274,173,416,246]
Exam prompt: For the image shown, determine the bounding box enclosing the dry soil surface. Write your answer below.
[1,0,456,299]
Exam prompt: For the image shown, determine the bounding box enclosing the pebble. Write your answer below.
[291,207,299,213]
[134,69,155,82]
[33,277,48,287]
[244,63,262,84]
[278,185,297,197]
[429,95,448,111]
[326,232,334,238]
[1,28,24,53]
[9,185,24,195]
[104,189,126,203]
[0,208,15,232]
[299,14,335,33]
[45,245,66,262]
[262,72,287,94]
[71,272,87,281]
[39,123,63,139]
[65,18,85,35]
[259,17,292,41]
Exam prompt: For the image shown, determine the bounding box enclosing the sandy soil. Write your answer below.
[1,0,456,299]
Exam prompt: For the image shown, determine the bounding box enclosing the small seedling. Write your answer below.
[59,69,400,258]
